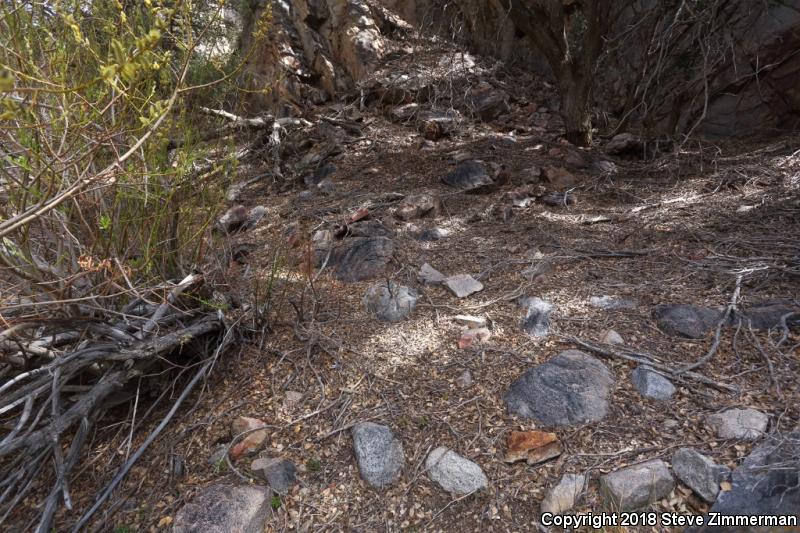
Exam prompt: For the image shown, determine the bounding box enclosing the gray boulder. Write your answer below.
[250,457,297,495]
[541,473,585,514]
[631,365,676,401]
[672,448,730,503]
[351,422,405,488]
[173,484,271,533]
[707,408,768,440]
[520,297,554,337]
[600,459,675,511]
[426,447,488,494]
[710,431,800,516]
[654,305,721,338]
[363,282,417,322]
[737,301,800,330]
[504,350,614,427]
[330,236,394,282]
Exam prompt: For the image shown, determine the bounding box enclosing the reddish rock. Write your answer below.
[348,208,371,223]
[505,430,562,465]
[230,417,268,461]
[458,327,491,349]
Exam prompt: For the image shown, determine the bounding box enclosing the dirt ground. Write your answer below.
[18,42,799,532]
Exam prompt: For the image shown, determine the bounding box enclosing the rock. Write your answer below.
[452,150,473,162]
[303,163,337,187]
[455,370,473,388]
[605,133,642,156]
[230,417,268,460]
[441,161,494,192]
[738,301,800,330]
[396,193,441,220]
[363,282,417,322]
[519,165,542,184]
[298,190,314,202]
[312,229,334,265]
[453,315,487,328]
[425,447,488,494]
[391,103,419,121]
[602,329,625,345]
[250,458,297,495]
[542,473,586,515]
[590,295,639,310]
[520,297,553,337]
[245,206,268,229]
[351,422,405,488]
[316,178,335,195]
[173,484,271,533]
[444,274,483,298]
[654,304,722,338]
[504,430,562,465]
[330,236,394,282]
[542,166,576,190]
[600,460,675,511]
[672,448,730,503]
[418,263,446,285]
[707,431,800,517]
[458,327,491,349]
[631,365,676,401]
[504,350,614,427]
[707,408,768,440]
[217,205,248,234]
[418,110,460,140]
[506,188,535,208]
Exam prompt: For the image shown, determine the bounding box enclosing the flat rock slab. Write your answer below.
[520,297,554,337]
[330,236,394,282]
[600,459,675,511]
[542,473,585,515]
[672,448,730,503]
[363,282,417,322]
[351,422,405,488]
[504,350,614,427]
[631,365,676,401]
[418,263,446,285]
[426,447,488,494]
[250,458,297,495]
[504,430,561,465]
[173,484,271,533]
[707,408,768,440]
[654,305,722,338]
[441,161,494,192]
[444,274,483,298]
[709,431,800,517]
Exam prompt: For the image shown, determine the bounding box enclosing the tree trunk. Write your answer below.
[559,73,592,146]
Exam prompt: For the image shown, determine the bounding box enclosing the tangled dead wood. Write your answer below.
[0,274,228,532]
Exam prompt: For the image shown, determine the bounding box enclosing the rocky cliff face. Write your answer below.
[239,0,800,138]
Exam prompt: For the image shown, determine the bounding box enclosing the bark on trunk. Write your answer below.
[559,74,592,146]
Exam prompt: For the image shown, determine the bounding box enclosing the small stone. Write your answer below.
[363,282,417,322]
[520,165,542,184]
[504,431,562,465]
[600,459,675,511]
[504,350,614,427]
[654,304,721,339]
[605,133,642,156]
[520,297,553,337]
[250,458,297,495]
[298,190,314,201]
[672,448,730,503]
[707,408,768,440]
[351,422,405,488]
[208,445,227,466]
[602,329,624,345]
[418,263,446,285]
[631,365,676,401]
[426,447,488,494]
[217,205,248,234]
[452,150,473,162]
[316,178,335,195]
[444,274,483,298]
[173,484,271,533]
[542,473,585,515]
[396,193,441,220]
[458,327,491,349]
[230,417,268,460]
[539,191,575,207]
[455,370,473,388]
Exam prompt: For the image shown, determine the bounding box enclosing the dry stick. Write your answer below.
[564,336,738,392]
[676,273,742,375]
